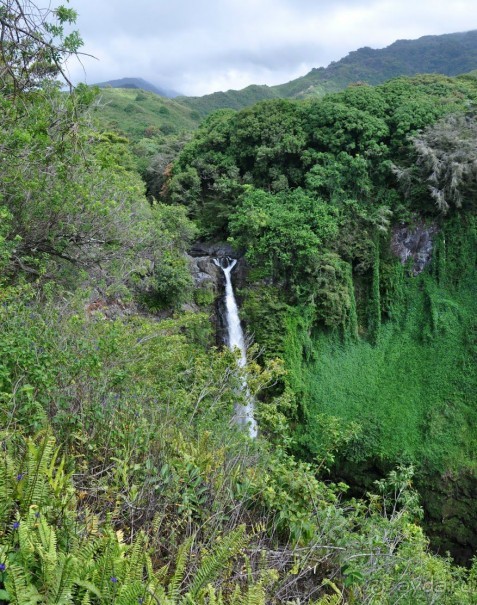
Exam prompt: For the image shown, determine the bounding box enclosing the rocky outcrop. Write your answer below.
[391,221,438,275]
[187,252,223,293]
[189,241,240,259]
[187,242,247,291]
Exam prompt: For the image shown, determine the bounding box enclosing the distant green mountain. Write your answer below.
[179,29,477,116]
[178,84,281,118]
[275,29,477,97]
[94,77,181,98]
[92,30,477,146]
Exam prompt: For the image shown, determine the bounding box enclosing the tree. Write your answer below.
[410,112,477,213]
[0,0,84,95]
[228,187,338,298]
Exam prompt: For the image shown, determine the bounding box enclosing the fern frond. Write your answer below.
[36,513,57,560]
[76,543,99,567]
[35,514,61,590]
[16,516,36,570]
[48,553,77,605]
[188,526,248,598]
[116,580,145,605]
[229,585,242,605]
[167,536,194,601]
[124,532,147,583]
[47,446,75,509]
[152,563,168,585]
[240,583,265,605]
[0,447,15,524]
[90,531,122,596]
[4,562,41,605]
[147,584,170,605]
[205,584,218,605]
[80,589,92,605]
[74,580,103,600]
[23,434,56,510]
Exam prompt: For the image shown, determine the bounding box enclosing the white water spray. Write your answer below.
[214,257,258,438]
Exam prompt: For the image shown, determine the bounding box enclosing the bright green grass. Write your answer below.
[299,271,477,473]
[92,88,201,141]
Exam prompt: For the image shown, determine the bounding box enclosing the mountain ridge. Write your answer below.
[178,29,477,115]
[92,29,477,145]
[94,76,181,98]
[93,30,477,118]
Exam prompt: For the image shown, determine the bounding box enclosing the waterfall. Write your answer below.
[214,257,258,438]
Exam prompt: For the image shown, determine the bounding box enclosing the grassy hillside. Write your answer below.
[92,87,200,140]
[90,87,201,186]
[177,84,281,118]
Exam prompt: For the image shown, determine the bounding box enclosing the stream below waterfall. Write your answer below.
[214,257,257,438]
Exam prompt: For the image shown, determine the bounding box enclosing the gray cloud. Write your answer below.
[64,0,477,95]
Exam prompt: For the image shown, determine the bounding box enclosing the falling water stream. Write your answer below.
[214,257,258,438]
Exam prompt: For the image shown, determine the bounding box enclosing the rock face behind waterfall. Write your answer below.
[186,243,257,437]
[186,242,246,345]
[187,242,246,289]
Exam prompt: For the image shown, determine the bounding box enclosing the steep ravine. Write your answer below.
[234,218,477,565]
[300,221,477,564]
[187,222,477,564]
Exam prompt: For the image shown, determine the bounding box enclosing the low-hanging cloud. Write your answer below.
[65,0,477,96]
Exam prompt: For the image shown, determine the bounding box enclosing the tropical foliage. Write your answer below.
[2,3,477,603]
[169,72,477,564]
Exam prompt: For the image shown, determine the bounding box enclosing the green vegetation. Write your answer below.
[93,88,199,140]
[3,2,477,602]
[300,238,477,469]
[169,72,477,563]
[275,30,477,99]
[90,88,200,192]
[90,31,477,207]
[177,84,281,119]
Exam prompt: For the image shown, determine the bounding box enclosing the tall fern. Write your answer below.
[3,562,40,605]
[47,553,77,605]
[167,536,194,601]
[22,433,56,510]
[0,443,15,525]
[187,525,248,599]
[123,531,148,584]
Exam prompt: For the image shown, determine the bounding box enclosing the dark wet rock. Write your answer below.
[391,221,438,275]
[187,253,222,292]
[419,468,477,564]
[187,241,247,291]
[189,241,241,258]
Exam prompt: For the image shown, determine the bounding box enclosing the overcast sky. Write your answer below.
[64,0,477,96]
